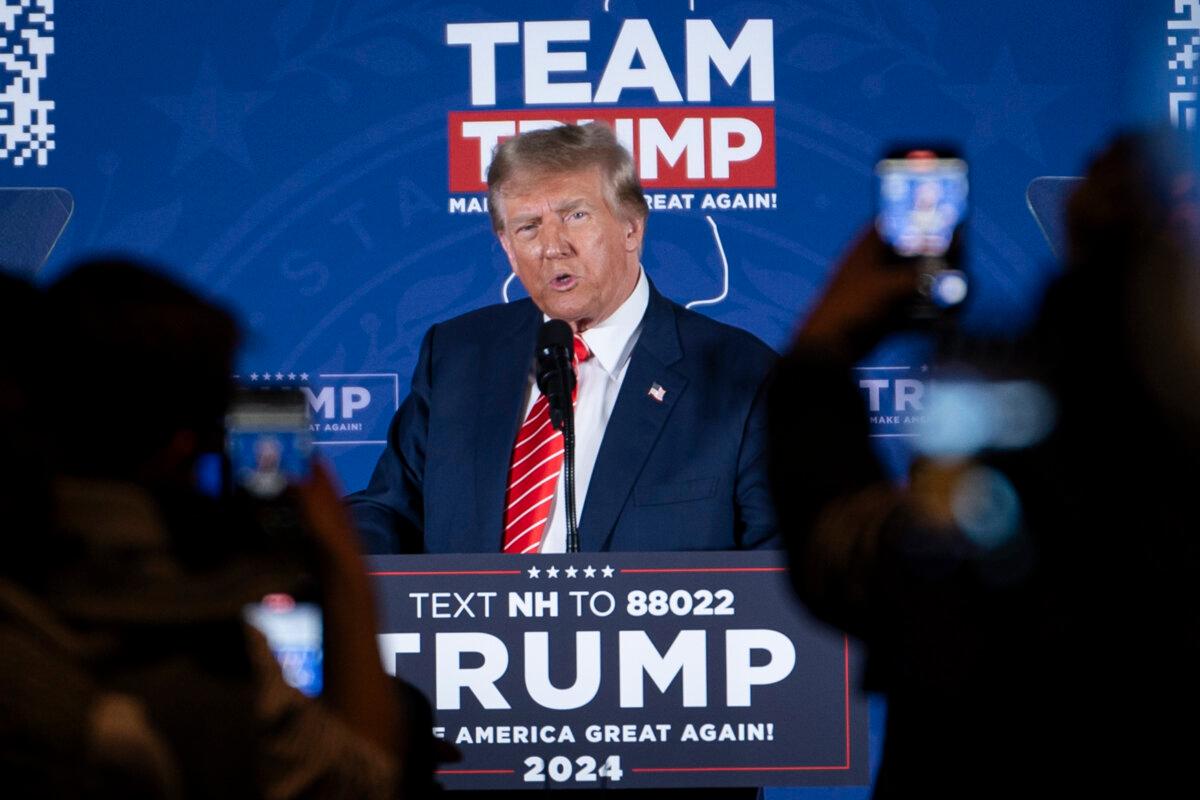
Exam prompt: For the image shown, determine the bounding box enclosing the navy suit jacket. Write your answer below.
[348,282,778,554]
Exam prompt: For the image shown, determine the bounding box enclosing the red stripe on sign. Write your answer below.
[448,107,776,192]
[620,567,786,573]
[436,769,516,775]
[843,634,852,766]
[368,570,523,576]
[632,766,851,773]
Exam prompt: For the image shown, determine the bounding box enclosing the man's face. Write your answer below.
[497,166,644,332]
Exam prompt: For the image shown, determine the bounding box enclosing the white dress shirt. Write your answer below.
[521,268,650,553]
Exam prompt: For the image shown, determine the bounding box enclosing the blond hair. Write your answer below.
[487,122,649,232]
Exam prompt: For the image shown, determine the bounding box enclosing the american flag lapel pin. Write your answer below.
[648,382,666,402]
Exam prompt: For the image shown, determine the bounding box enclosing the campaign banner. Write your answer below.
[237,370,401,446]
[448,106,777,192]
[10,0,1151,500]
[369,551,869,790]
[857,365,928,439]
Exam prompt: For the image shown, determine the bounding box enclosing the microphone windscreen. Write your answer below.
[537,319,573,353]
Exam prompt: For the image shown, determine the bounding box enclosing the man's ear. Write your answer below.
[624,214,645,253]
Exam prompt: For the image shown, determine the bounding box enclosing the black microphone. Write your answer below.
[535,319,575,432]
[534,319,581,552]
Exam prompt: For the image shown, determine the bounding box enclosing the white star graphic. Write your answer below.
[274,372,284,380]
[249,372,259,381]
[545,566,560,578]
[583,565,596,578]
[601,565,615,578]
[527,566,541,578]
[287,372,297,380]
[300,372,310,381]
[564,566,578,578]
[260,371,272,380]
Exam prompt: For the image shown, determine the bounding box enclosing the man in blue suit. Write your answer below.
[349,123,776,555]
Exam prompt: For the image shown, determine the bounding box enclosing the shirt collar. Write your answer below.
[577,267,648,377]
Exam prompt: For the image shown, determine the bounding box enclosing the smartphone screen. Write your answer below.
[876,149,969,312]
[226,388,312,499]
[876,150,968,258]
[244,593,324,697]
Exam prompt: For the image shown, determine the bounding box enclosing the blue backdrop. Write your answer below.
[3,0,1192,794]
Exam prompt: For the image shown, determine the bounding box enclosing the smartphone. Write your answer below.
[244,592,324,697]
[228,389,323,694]
[226,387,313,499]
[876,147,969,316]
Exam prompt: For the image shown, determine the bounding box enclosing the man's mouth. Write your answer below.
[550,273,577,290]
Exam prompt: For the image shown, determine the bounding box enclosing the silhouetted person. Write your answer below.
[0,272,93,796]
[768,132,1199,798]
[2,259,405,798]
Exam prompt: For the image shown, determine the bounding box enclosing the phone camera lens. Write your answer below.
[931,270,968,307]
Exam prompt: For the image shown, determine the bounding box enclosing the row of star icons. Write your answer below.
[246,372,310,382]
[527,565,615,579]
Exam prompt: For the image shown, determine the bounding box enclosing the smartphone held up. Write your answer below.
[876,147,969,317]
[225,387,326,696]
[226,387,314,499]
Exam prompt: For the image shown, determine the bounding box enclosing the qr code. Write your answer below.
[1169,0,1200,128]
[0,0,53,166]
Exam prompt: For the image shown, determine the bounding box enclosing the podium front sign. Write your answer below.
[369,551,869,790]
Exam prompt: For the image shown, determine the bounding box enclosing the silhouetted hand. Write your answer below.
[296,460,404,760]
[795,227,919,361]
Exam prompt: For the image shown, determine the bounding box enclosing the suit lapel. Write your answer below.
[471,301,541,549]
[579,284,687,550]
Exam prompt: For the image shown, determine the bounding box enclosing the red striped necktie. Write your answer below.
[501,334,591,554]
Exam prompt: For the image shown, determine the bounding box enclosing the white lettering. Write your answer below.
[509,591,559,617]
[895,379,924,412]
[376,633,420,677]
[341,387,370,418]
[524,631,602,710]
[435,632,511,710]
[618,630,707,708]
[725,629,795,707]
[304,386,335,420]
[524,21,591,104]
[446,22,520,106]
[686,19,775,102]
[859,379,889,413]
[638,117,704,179]
[461,120,516,183]
[709,117,762,179]
[594,19,682,103]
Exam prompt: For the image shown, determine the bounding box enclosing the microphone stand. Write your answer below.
[535,319,581,554]
[556,346,580,553]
